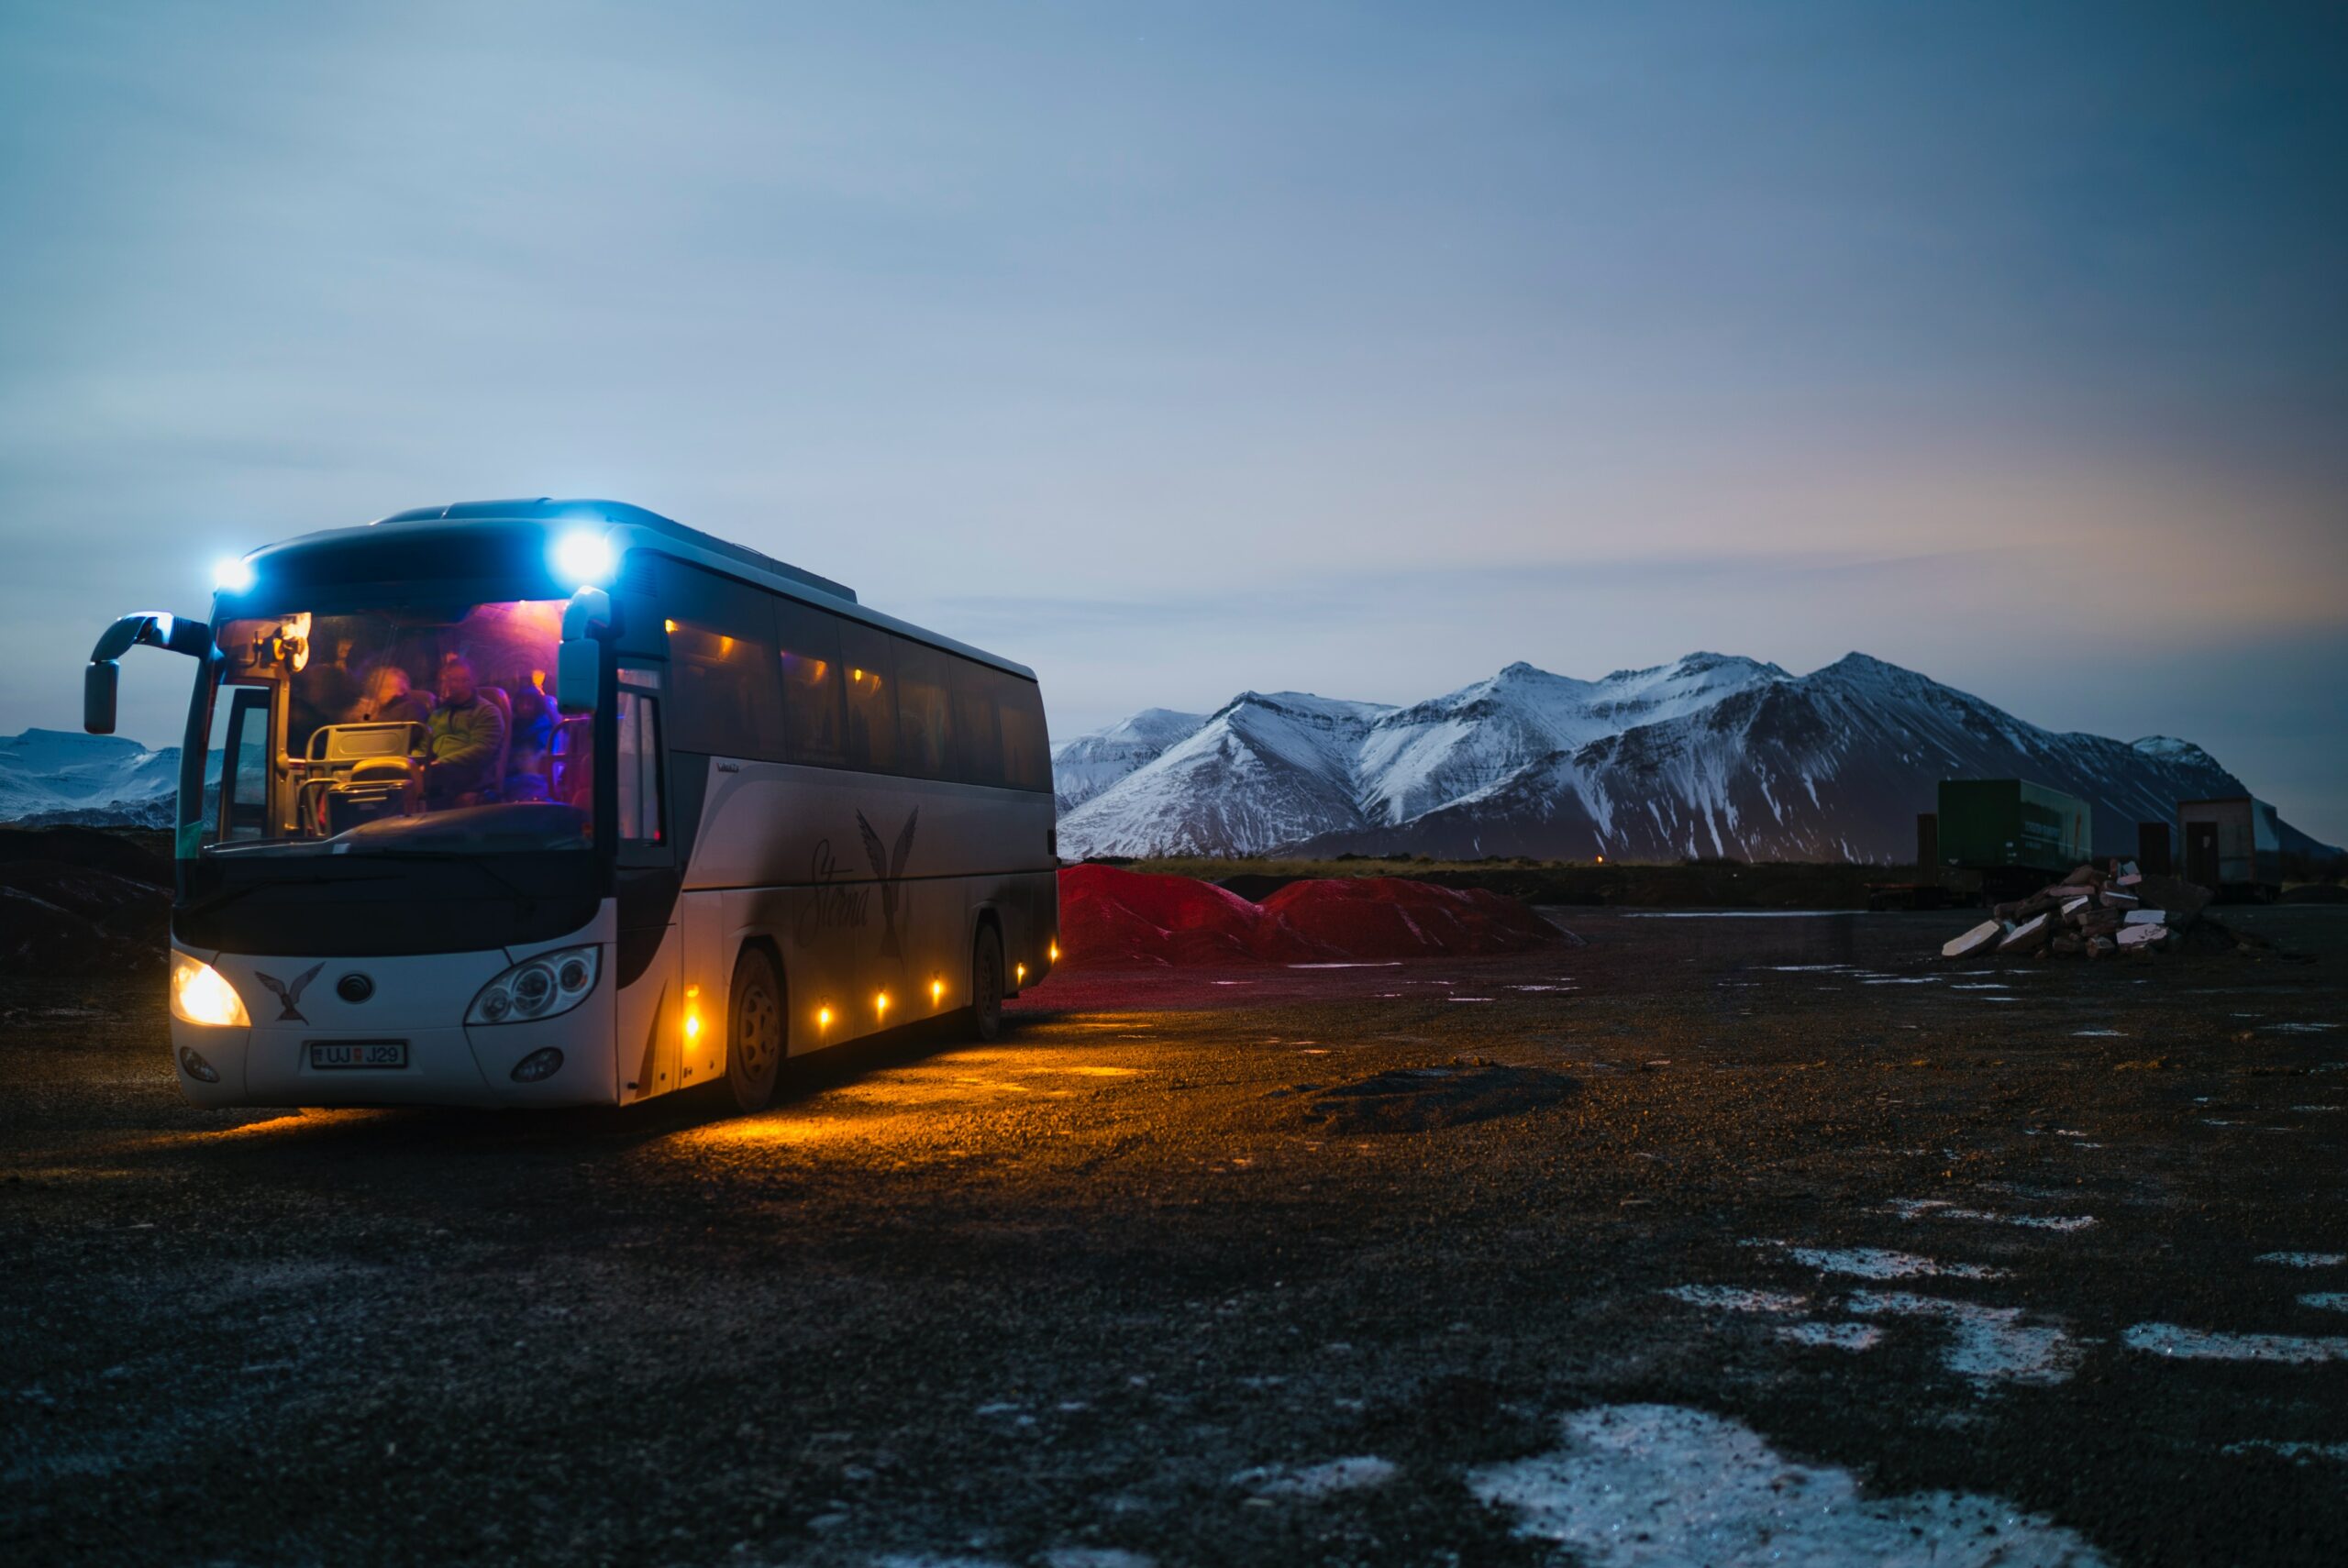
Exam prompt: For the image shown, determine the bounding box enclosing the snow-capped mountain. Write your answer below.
[1054,653,2339,863]
[1053,708,1209,812]
[0,729,182,828]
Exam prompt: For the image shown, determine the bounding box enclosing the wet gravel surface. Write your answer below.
[3,909,2346,1566]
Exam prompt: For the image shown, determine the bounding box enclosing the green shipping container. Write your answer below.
[1936,779,2092,873]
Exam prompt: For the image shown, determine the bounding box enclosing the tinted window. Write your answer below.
[892,638,952,778]
[660,561,785,757]
[773,599,845,766]
[998,675,1050,792]
[615,691,664,845]
[841,622,896,773]
[947,657,1004,786]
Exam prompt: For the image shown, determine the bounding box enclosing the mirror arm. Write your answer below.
[83,613,215,735]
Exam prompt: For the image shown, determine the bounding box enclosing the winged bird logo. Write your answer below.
[252,962,326,1023]
[856,808,919,959]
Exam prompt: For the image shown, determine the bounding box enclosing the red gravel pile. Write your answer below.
[1056,865,1561,969]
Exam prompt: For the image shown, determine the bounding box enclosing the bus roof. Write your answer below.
[237,498,1036,681]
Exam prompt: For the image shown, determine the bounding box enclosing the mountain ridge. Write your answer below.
[1054,654,2339,864]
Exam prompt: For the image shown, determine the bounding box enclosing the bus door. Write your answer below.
[612,665,681,1102]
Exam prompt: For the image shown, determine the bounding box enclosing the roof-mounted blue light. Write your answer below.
[213,557,254,592]
[552,529,615,589]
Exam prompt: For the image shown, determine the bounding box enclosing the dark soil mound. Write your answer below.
[0,826,170,886]
[0,830,172,976]
[1296,1062,1578,1133]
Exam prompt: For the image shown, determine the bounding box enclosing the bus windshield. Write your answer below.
[195,599,594,856]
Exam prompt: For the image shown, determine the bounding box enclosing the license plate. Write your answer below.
[308,1040,408,1070]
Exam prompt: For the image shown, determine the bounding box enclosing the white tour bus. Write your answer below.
[83,499,1058,1113]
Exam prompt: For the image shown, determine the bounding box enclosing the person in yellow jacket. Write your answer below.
[423,654,507,806]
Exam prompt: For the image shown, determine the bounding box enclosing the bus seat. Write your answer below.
[323,755,421,835]
[299,721,428,834]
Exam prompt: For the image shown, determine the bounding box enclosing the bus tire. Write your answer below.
[970,923,1005,1043]
[724,945,785,1114]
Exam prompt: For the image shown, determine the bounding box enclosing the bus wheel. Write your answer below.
[725,946,785,1114]
[970,924,1005,1043]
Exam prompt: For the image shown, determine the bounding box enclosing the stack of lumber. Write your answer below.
[1939,862,2218,961]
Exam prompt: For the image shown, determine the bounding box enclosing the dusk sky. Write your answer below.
[4,3,2343,839]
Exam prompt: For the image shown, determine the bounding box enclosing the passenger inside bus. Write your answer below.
[222,601,587,846]
[422,653,509,807]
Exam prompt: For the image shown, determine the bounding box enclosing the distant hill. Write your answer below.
[1053,653,2341,864]
[0,729,182,828]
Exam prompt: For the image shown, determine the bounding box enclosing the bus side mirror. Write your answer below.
[556,640,601,716]
[557,587,614,716]
[84,660,120,734]
[83,612,214,734]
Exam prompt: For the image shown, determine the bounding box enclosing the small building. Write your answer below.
[1936,779,2092,874]
[2177,797,2283,898]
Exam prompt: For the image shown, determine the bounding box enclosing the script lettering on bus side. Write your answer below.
[796,838,874,944]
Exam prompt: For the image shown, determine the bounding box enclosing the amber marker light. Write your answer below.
[1048,939,1059,963]
[1014,962,1027,984]
[875,991,891,1019]
[930,977,945,1005]
[816,1004,834,1031]
[663,618,678,634]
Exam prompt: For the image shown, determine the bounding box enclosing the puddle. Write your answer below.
[2122,1323,2348,1364]
[1468,1404,2109,1567]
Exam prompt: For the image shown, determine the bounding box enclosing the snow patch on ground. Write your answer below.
[2299,1294,2348,1313]
[1848,1292,2085,1385]
[2122,1323,2348,1363]
[1778,1322,1883,1351]
[2255,1253,2344,1268]
[1887,1198,2097,1232]
[1661,1285,1809,1314]
[1232,1454,1398,1498]
[1767,1242,2010,1281]
[2223,1440,2348,1463]
[1468,1404,2109,1567]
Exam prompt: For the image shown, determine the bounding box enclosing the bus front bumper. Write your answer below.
[169,945,618,1110]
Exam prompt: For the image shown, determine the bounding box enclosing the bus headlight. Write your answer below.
[171,954,250,1028]
[469,945,600,1025]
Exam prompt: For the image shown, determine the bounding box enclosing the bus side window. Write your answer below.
[660,560,785,760]
[840,623,896,774]
[892,639,952,778]
[615,691,664,845]
[215,685,273,843]
[997,674,1050,792]
[773,599,845,767]
[947,655,1004,787]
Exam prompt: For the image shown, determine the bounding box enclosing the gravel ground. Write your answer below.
[3,908,2345,1567]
